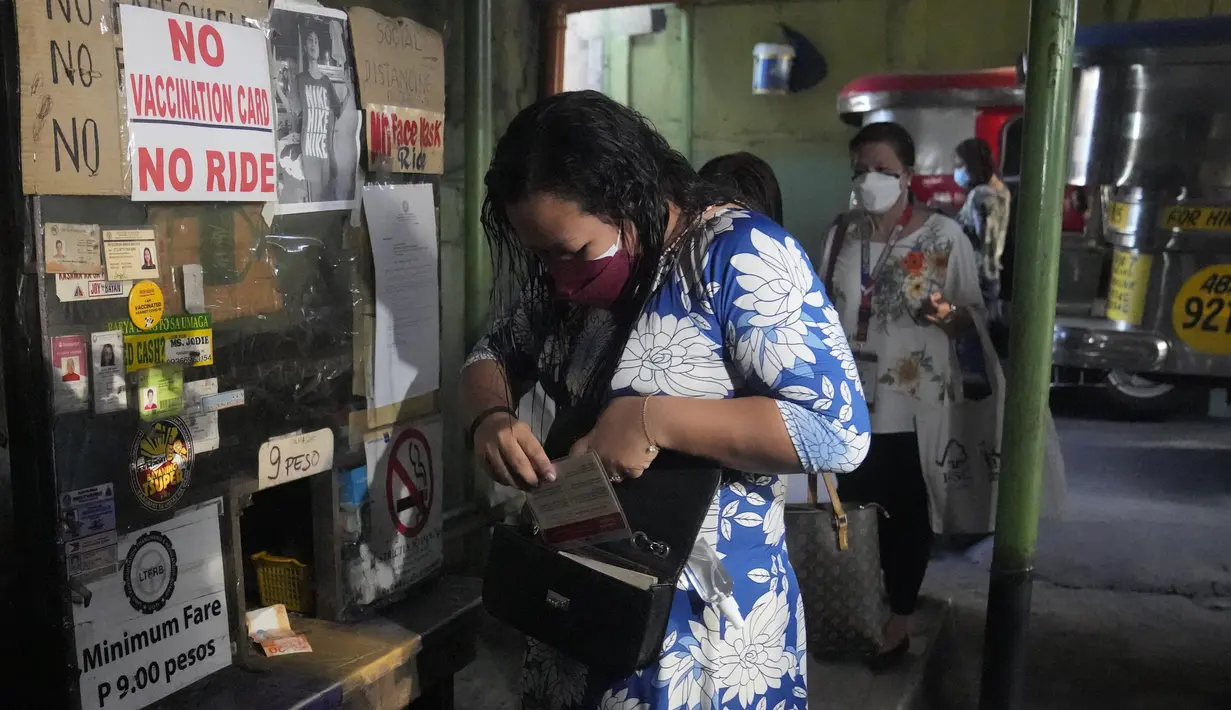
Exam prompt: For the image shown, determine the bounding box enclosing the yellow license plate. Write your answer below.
[1105,201,1131,232]
[1171,264,1231,355]
[1160,206,1231,231]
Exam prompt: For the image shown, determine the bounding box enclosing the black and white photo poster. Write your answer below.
[268,0,361,214]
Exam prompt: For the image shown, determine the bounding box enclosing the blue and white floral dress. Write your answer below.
[468,208,871,710]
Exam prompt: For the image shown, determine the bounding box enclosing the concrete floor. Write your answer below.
[456,404,1231,709]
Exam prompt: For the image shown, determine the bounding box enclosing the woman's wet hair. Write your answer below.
[849,121,917,170]
[699,152,783,224]
[481,90,732,405]
[956,137,997,187]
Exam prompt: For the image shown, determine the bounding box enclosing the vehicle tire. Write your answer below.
[1099,370,1199,420]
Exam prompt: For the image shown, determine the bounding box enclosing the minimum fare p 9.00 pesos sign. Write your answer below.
[75,503,230,710]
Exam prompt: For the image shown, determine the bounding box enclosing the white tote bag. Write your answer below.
[916,316,1006,534]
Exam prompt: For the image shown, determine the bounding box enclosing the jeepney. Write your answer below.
[837,52,1208,416]
[1052,17,1231,414]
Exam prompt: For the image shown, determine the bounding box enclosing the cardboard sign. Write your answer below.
[119,5,277,201]
[16,0,126,195]
[348,8,444,114]
[258,427,335,490]
[73,501,231,710]
[122,0,270,28]
[365,105,443,174]
[149,205,283,323]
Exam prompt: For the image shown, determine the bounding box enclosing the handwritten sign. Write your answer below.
[122,0,270,29]
[366,105,443,174]
[119,5,276,201]
[258,428,335,490]
[17,0,126,195]
[348,7,444,114]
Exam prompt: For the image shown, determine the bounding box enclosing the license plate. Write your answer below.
[1171,264,1231,355]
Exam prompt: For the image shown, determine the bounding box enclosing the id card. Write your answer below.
[854,351,879,412]
[526,451,632,550]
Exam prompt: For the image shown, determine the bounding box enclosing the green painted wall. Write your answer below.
[682,0,1231,261]
[629,6,691,155]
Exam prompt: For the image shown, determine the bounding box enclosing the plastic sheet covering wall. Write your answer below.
[38,193,401,532]
[23,0,500,532]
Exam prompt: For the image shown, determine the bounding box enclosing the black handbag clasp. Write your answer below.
[632,531,671,559]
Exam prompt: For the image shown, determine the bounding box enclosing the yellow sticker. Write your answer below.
[128,280,164,331]
[1105,201,1131,232]
[1106,250,1153,326]
[1159,206,1231,232]
[1171,264,1231,355]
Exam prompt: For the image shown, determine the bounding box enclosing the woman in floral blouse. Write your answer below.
[462,91,869,709]
[819,122,982,670]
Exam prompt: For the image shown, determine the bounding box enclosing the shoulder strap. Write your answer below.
[544,220,700,458]
[806,471,849,550]
[822,213,849,291]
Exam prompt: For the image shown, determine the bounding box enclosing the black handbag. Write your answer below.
[481,225,723,674]
[483,439,721,675]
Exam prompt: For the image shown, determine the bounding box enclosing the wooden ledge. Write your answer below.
[152,576,483,710]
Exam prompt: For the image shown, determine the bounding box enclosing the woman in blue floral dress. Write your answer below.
[461,91,870,710]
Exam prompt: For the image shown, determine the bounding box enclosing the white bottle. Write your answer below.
[683,538,744,629]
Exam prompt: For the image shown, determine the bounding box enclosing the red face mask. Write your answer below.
[546,241,633,308]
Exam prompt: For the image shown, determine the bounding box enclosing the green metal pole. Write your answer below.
[464,0,492,350]
[680,7,694,162]
[978,1,1077,708]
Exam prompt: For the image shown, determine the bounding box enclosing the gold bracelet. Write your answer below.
[641,396,660,455]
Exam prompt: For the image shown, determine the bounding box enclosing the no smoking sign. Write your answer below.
[385,427,435,538]
[361,418,444,588]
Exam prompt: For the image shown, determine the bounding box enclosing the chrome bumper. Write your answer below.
[1052,316,1170,373]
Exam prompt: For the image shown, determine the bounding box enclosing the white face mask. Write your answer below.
[854,172,904,214]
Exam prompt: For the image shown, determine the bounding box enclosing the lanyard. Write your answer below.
[855,206,913,344]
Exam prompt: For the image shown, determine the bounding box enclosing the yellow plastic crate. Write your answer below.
[250,551,314,614]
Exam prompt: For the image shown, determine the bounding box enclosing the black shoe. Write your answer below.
[865,636,911,673]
